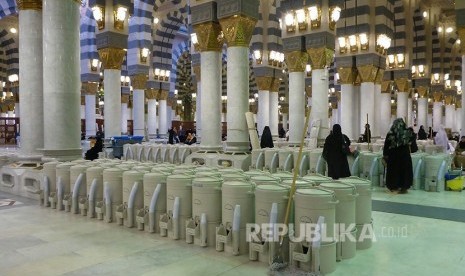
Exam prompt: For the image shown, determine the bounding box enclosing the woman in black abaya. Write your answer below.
[383,118,413,194]
[260,126,274,148]
[323,124,351,179]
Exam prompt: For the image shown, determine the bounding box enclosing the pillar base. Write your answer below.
[41,148,82,162]
[15,154,43,163]
[225,142,250,153]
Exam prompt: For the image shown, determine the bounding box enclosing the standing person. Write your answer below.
[260,126,274,148]
[408,127,418,153]
[168,128,175,144]
[417,125,427,140]
[363,124,371,143]
[434,125,449,152]
[322,124,351,179]
[383,118,413,194]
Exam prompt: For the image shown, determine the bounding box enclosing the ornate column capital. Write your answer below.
[219,15,257,47]
[356,64,378,83]
[81,82,98,95]
[145,88,158,100]
[255,76,273,91]
[433,92,443,102]
[456,100,462,109]
[130,74,148,90]
[270,78,281,92]
[285,51,309,73]
[395,78,410,92]
[157,90,169,101]
[98,48,126,70]
[281,103,289,114]
[375,69,385,85]
[381,81,391,93]
[121,94,130,104]
[338,67,356,85]
[307,47,334,70]
[444,95,454,105]
[417,86,428,98]
[17,0,42,10]
[193,22,224,52]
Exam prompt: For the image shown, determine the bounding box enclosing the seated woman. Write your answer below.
[85,137,103,161]
[185,132,197,145]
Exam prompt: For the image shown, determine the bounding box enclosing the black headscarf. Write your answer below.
[459,136,465,149]
[418,125,427,140]
[331,124,343,143]
[260,126,274,148]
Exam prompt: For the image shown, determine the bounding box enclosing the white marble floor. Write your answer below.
[1,192,465,276]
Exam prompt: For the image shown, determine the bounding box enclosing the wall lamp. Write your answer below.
[114,6,127,30]
[92,5,104,30]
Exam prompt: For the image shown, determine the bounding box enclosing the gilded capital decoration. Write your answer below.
[338,67,356,85]
[167,97,176,107]
[193,65,201,81]
[307,47,334,70]
[130,74,148,90]
[281,104,289,114]
[121,94,130,104]
[417,87,428,98]
[433,92,442,102]
[219,15,257,47]
[305,86,312,97]
[271,78,281,92]
[255,76,273,91]
[145,88,158,100]
[17,0,42,10]
[395,78,409,92]
[193,22,224,52]
[458,27,465,54]
[157,90,169,101]
[381,81,390,93]
[356,65,378,83]
[285,51,309,73]
[81,96,85,106]
[81,82,98,95]
[249,103,257,114]
[98,48,126,70]
[444,96,453,105]
[456,100,462,109]
[375,69,385,85]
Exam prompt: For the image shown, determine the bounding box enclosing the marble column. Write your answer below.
[380,91,392,137]
[193,66,201,141]
[102,68,123,138]
[257,88,270,135]
[82,82,97,137]
[15,102,20,117]
[407,98,413,127]
[269,90,279,138]
[462,56,465,135]
[432,93,443,131]
[396,92,408,121]
[121,94,129,134]
[158,90,168,138]
[417,88,428,129]
[285,51,308,145]
[146,88,157,139]
[80,96,85,120]
[131,74,147,136]
[193,22,223,152]
[373,82,382,137]
[456,102,462,134]
[43,0,81,160]
[339,67,356,140]
[357,64,378,135]
[282,105,289,131]
[444,96,455,130]
[308,48,333,137]
[219,14,257,152]
[17,0,44,159]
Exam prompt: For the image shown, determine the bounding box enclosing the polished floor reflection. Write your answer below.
[1,191,464,276]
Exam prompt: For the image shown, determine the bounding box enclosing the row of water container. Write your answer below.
[352,139,449,155]
[39,159,373,275]
[123,143,199,163]
[251,148,327,176]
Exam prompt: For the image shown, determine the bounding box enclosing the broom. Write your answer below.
[270,107,312,271]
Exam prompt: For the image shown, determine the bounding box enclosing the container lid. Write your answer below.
[251,175,279,181]
[104,168,123,172]
[281,179,311,187]
[272,173,294,180]
[168,174,194,180]
[296,188,333,196]
[303,174,330,182]
[223,180,253,187]
[337,177,370,186]
[192,177,222,187]
[56,163,74,169]
[320,182,354,190]
[256,184,288,191]
[244,170,266,176]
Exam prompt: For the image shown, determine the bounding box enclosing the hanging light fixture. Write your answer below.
[114,6,127,30]
[359,33,369,50]
[396,53,405,67]
[329,6,341,30]
[285,12,296,32]
[296,9,307,30]
[338,37,347,53]
[348,35,357,52]
[308,6,321,29]
[92,5,105,30]
[253,50,262,64]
